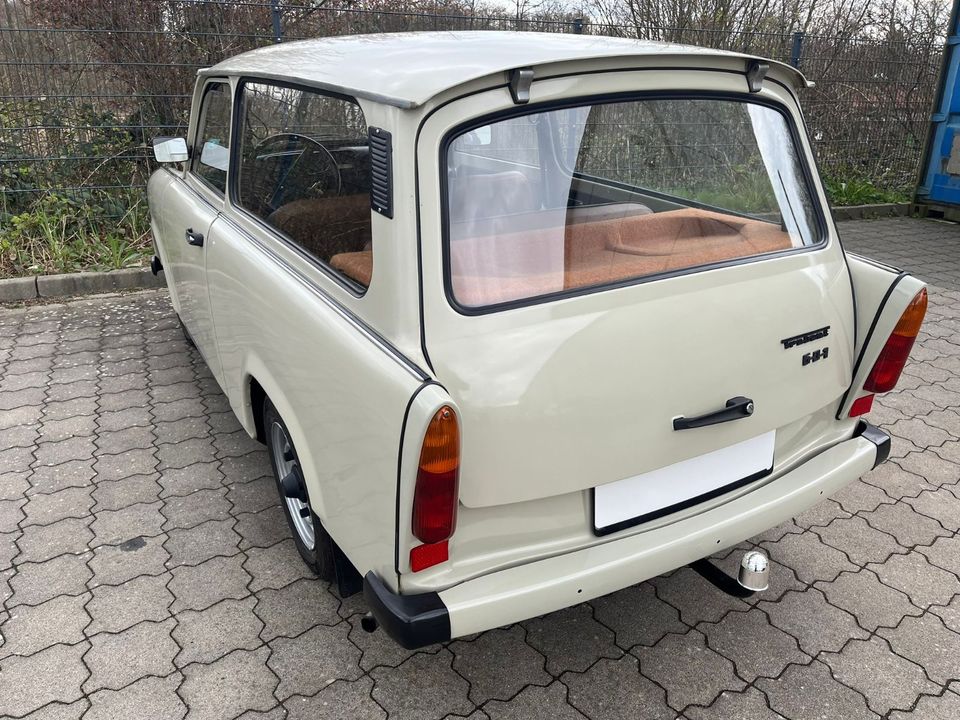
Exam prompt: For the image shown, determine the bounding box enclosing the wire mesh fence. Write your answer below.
[0,0,945,245]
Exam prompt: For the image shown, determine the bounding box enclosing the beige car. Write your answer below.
[148,31,927,648]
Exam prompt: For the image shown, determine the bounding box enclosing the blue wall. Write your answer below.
[919,0,960,206]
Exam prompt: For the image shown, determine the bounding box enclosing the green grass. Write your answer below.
[823,176,911,206]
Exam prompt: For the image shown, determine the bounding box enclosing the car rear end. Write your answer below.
[365,51,926,648]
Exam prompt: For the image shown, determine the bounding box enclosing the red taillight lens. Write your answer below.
[412,406,459,547]
[848,394,874,417]
[864,288,927,393]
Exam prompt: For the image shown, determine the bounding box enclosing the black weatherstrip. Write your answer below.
[835,271,910,418]
[393,381,444,579]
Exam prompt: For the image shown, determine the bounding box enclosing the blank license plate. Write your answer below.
[593,431,776,536]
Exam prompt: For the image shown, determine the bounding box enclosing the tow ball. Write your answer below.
[691,549,770,598]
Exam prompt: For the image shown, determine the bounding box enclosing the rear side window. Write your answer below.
[193,82,232,194]
[445,98,822,310]
[236,81,372,290]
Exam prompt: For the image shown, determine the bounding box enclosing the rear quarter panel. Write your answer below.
[204,217,423,588]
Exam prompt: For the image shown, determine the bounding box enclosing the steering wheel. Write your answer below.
[252,132,342,208]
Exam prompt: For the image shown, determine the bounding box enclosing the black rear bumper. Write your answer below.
[856,420,891,468]
[363,571,450,649]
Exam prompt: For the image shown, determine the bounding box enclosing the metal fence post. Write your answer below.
[790,31,805,69]
[271,0,283,43]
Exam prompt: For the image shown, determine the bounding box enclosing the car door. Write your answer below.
[162,79,231,381]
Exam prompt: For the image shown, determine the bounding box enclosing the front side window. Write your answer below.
[445,98,821,309]
[236,81,373,289]
[193,82,232,194]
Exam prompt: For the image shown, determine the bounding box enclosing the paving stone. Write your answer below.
[346,611,441,672]
[28,460,97,495]
[153,415,210,446]
[213,429,262,459]
[268,622,362,700]
[0,421,40,449]
[92,448,158,482]
[814,515,904,566]
[156,437,216,471]
[756,660,879,720]
[84,673,186,720]
[0,403,43,431]
[254,577,342,641]
[0,530,18,570]
[0,498,26,533]
[761,530,857,584]
[485,681,587,720]
[161,488,232,530]
[91,501,165,547]
[42,396,97,421]
[918,534,960,576]
[22,486,94,527]
[9,552,92,607]
[17,516,93,563]
[878,613,960,684]
[93,426,155,455]
[370,649,475,720]
[868,551,960,608]
[685,687,787,720]
[83,618,178,692]
[635,627,744,709]
[88,533,169,587]
[651,566,749,625]
[0,470,29,501]
[896,450,960,487]
[793,498,850,529]
[284,676,386,720]
[158,462,225,498]
[86,572,174,634]
[905,488,960,531]
[759,588,868,655]
[235,506,290,550]
[0,641,90,716]
[164,518,240,567]
[862,501,951,546]
[46,379,98,402]
[0,592,91,658]
[242,539,311,592]
[888,688,960,720]
[180,647,282,720]
[702,608,808,683]
[591,582,686,650]
[821,636,938,715]
[97,388,150,412]
[151,397,207,423]
[173,596,263,666]
[227,479,279,515]
[450,626,550,704]
[219,453,272,484]
[932,594,960,633]
[96,406,153,432]
[815,569,923,631]
[169,554,252,612]
[524,603,620,676]
[19,699,90,720]
[92,474,162,512]
[38,414,97,443]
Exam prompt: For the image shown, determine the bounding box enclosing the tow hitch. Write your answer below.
[691,549,770,598]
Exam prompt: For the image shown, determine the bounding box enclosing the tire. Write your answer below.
[263,397,335,580]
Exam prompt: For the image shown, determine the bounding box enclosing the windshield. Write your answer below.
[445,97,822,309]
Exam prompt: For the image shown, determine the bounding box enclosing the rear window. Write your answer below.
[444,97,822,310]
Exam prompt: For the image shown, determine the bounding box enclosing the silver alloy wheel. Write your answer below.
[270,421,315,550]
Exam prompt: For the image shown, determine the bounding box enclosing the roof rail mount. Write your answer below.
[509,67,534,104]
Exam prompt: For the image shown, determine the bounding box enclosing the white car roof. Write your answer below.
[201,31,807,109]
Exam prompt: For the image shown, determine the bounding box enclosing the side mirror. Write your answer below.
[153,137,189,164]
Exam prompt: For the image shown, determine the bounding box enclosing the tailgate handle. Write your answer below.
[673,396,754,431]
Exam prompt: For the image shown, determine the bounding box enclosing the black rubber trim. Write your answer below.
[363,571,451,649]
[592,465,773,537]
[856,420,891,468]
[835,271,910,418]
[690,558,756,598]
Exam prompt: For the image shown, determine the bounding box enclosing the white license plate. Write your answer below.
[593,430,776,535]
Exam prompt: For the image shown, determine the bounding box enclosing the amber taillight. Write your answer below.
[863,288,928,394]
[410,406,459,571]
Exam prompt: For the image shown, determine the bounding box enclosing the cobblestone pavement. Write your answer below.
[1,217,959,720]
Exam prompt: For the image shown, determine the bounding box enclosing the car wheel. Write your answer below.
[263,397,335,580]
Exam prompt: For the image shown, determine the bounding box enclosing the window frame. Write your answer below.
[438,90,830,316]
[190,79,233,198]
[227,76,372,297]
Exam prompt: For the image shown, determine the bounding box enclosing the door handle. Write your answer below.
[185,228,204,247]
[673,396,755,431]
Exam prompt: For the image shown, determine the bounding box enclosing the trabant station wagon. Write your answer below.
[148,32,927,648]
